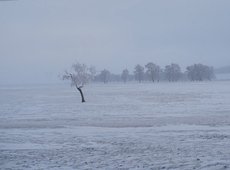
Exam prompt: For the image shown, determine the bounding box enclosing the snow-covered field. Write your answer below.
[1,81,230,170]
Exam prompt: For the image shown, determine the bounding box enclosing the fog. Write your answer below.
[0,0,230,84]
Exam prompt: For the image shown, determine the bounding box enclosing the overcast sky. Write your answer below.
[0,0,230,84]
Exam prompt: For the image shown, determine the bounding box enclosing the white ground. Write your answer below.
[0,81,230,170]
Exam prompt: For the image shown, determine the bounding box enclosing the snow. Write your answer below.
[1,81,230,169]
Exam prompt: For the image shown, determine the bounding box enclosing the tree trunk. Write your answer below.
[152,77,154,82]
[151,74,154,83]
[77,87,85,103]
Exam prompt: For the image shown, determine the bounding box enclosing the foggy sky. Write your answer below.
[1,0,230,84]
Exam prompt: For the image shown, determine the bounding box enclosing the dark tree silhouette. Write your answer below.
[121,69,129,83]
[134,64,144,83]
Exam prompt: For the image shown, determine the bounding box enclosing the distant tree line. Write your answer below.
[62,62,215,102]
[93,63,215,83]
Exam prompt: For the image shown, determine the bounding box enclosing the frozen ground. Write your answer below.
[0,81,230,170]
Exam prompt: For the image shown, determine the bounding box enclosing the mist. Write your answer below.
[1,0,230,84]
[2,1,230,169]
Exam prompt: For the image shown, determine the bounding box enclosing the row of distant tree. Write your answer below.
[62,62,214,102]
[94,63,215,83]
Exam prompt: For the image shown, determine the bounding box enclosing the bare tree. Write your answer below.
[99,69,110,83]
[164,63,182,82]
[134,64,144,83]
[62,62,92,103]
[121,69,129,83]
[145,62,160,82]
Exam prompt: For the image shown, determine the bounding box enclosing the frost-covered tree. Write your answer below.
[62,62,93,103]
[145,62,160,82]
[186,64,214,81]
[164,63,182,82]
[134,64,144,83]
[99,69,110,83]
[121,69,129,83]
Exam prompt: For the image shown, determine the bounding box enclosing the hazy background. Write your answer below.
[0,0,230,84]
